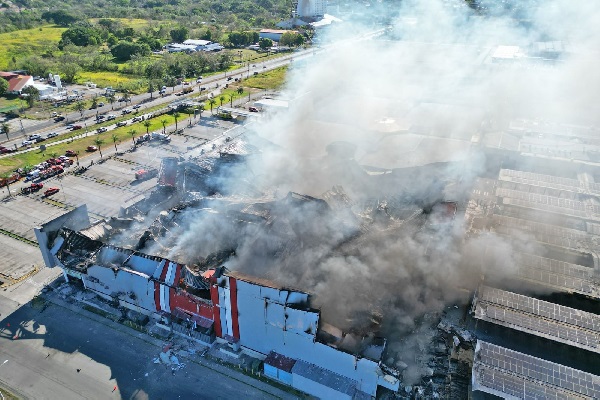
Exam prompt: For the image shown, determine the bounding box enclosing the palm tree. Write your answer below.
[75,101,86,118]
[1,172,14,197]
[111,133,119,152]
[173,112,180,130]
[161,119,167,134]
[1,123,9,141]
[143,120,151,134]
[219,95,225,107]
[237,87,244,96]
[229,93,235,107]
[91,97,98,109]
[123,91,131,104]
[128,129,137,146]
[148,81,155,100]
[108,93,116,110]
[198,104,205,120]
[94,137,105,158]
[208,98,217,114]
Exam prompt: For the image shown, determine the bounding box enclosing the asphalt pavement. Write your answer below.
[0,275,299,400]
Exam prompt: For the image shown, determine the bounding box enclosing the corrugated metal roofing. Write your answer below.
[292,360,358,396]
[264,351,297,372]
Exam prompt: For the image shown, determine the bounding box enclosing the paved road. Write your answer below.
[1,49,313,148]
[0,291,289,400]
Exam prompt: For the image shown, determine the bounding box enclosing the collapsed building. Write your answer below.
[36,220,399,398]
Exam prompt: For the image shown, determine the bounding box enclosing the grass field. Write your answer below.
[76,71,140,88]
[0,25,66,70]
[89,18,153,30]
[242,66,288,90]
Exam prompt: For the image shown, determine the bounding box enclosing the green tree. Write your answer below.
[219,95,225,107]
[107,93,116,110]
[208,98,217,114]
[110,41,151,62]
[60,63,81,83]
[1,122,9,141]
[60,24,102,47]
[161,119,167,134]
[172,112,180,130]
[94,137,104,158]
[0,77,8,96]
[237,87,244,95]
[148,81,155,99]
[128,129,137,146]
[259,38,273,50]
[1,172,14,197]
[279,32,295,47]
[143,120,151,134]
[21,86,39,108]
[122,91,130,104]
[91,97,98,109]
[170,26,189,43]
[41,10,79,27]
[111,133,119,152]
[75,100,85,117]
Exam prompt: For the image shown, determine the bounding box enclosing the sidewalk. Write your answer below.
[42,287,301,400]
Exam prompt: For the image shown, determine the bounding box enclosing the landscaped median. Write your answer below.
[0,111,184,174]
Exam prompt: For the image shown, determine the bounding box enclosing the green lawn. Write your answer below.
[76,71,140,89]
[89,18,154,30]
[0,25,66,70]
[242,66,288,90]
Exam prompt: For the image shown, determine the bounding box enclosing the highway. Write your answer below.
[0,49,310,151]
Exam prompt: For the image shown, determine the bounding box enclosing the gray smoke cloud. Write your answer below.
[155,0,600,381]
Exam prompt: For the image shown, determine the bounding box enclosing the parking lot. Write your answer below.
[0,116,236,283]
[0,116,237,283]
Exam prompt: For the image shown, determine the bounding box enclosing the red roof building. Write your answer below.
[0,71,33,94]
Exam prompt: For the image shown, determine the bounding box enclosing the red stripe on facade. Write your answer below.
[160,260,169,282]
[172,264,182,287]
[154,281,161,311]
[210,284,222,338]
[229,278,240,340]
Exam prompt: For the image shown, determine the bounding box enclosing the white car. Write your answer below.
[21,140,34,147]
[46,132,59,139]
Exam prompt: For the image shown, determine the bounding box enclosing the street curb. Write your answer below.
[41,292,299,400]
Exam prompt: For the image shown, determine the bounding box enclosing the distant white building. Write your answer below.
[297,0,326,18]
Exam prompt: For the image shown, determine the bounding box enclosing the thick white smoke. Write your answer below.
[160,0,600,381]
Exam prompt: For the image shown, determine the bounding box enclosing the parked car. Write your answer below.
[44,187,60,197]
[98,102,105,107]
[65,124,74,129]
[29,134,42,140]
[86,146,97,152]
[135,133,151,144]
[122,109,132,114]
[97,127,108,133]
[65,150,77,157]
[71,125,82,130]
[46,132,59,139]
[106,114,117,121]
[21,140,34,147]
[54,116,65,122]
[0,148,16,153]
[132,116,144,123]
[134,168,158,180]
[34,137,46,143]
[51,112,58,117]
[132,104,141,109]
[21,183,43,194]
[249,107,259,112]
[116,121,128,127]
